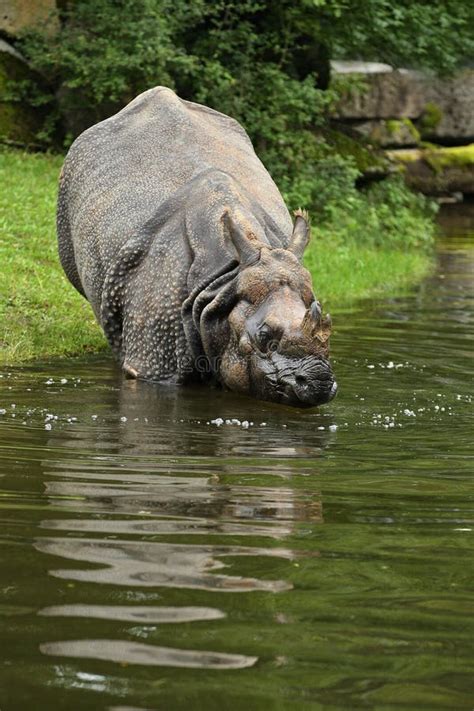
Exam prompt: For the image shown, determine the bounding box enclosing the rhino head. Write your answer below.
[199,209,337,408]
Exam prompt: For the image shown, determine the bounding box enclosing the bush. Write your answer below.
[12,0,445,247]
[310,174,437,252]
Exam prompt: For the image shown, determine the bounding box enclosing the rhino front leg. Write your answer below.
[100,234,151,371]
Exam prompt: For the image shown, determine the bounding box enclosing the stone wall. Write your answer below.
[331,61,474,195]
[332,61,474,146]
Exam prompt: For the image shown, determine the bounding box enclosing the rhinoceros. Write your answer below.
[57,86,337,407]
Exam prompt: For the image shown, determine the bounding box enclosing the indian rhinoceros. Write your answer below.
[57,86,337,407]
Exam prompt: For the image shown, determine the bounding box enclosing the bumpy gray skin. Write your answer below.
[58,87,293,383]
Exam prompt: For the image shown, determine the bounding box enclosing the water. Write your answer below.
[1,207,473,710]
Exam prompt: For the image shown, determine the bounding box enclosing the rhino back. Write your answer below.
[57,86,291,315]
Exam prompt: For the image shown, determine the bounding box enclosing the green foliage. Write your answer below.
[0,49,47,146]
[309,174,437,251]
[313,0,474,74]
[304,176,437,308]
[14,0,472,197]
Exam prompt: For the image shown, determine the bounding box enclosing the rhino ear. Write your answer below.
[223,210,264,267]
[288,208,310,260]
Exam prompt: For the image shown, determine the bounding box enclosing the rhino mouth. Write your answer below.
[279,378,338,407]
[254,353,337,408]
[276,375,337,408]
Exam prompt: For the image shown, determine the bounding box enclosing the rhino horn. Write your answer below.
[302,303,332,344]
[288,208,310,260]
[223,210,264,266]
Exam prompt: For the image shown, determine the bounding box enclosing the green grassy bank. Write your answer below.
[0,149,106,364]
[0,148,434,365]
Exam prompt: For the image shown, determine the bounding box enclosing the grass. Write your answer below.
[0,147,434,365]
[306,242,430,310]
[0,148,107,364]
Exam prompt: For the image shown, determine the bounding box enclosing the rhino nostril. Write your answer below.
[295,373,307,386]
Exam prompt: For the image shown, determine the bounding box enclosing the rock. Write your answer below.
[0,40,46,146]
[332,62,474,143]
[332,69,425,120]
[331,60,393,75]
[322,127,390,178]
[0,0,58,37]
[351,118,420,147]
[417,69,474,143]
[387,145,474,195]
[0,39,24,61]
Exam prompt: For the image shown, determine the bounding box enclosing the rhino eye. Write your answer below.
[256,325,275,353]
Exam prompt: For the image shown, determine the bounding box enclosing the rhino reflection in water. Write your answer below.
[37,468,315,593]
[37,416,323,670]
[58,86,337,407]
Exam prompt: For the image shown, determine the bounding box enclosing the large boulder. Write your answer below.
[0,0,57,36]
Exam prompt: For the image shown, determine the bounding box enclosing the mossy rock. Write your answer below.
[350,118,420,147]
[418,102,443,134]
[0,43,45,146]
[416,70,474,142]
[321,127,390,176]
[385,119,421,145]
[387,144,474,195]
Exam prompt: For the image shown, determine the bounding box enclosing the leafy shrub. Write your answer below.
[310,175,438,252]
[13,0,450,248]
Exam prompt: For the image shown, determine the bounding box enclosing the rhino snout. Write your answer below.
[254,353,336,408]
[278,371,337,408]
